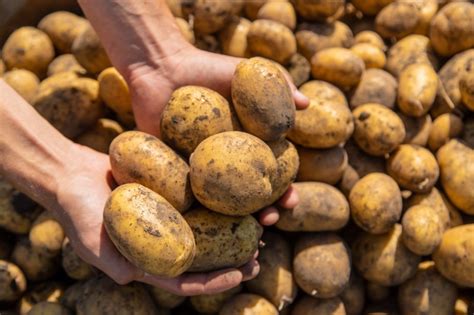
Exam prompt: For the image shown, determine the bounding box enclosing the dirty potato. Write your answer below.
[27,302,71,315]
[350,43,386,69]
[350,69,397,109]
[182,0,234,34]
[191,285,242,314]
[76,118,124,154]
[292,0,345,21]
[148,286,186,309]
[0,260,26,302]
[47,54,86,77]
[18,281,65,315]
[292,296,346,315]
[340,273,365,315]
[219,17,251,58]
[3,69,39,104]
[399,113,432,146]
[351,0,394,16]
[428,113,464,151]
[296,146,348,185]
[285,53,310,87]
[460,72,474,111]
[72,24,111,74]
[375,2,420,39]
[61,238,94,281]
[219,294,278,315]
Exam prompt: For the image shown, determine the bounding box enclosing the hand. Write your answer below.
[54,144,259,295]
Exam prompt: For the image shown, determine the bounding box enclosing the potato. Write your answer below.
[460,72,474,111]
[182,0,234,34]
[33,73,104,139]
[408,187,455,229]
[350,43,386,69]
[398,63,438,117]
[352,224,421,286]
[2,27,55,78]
[246,232,296,311]
[351,0,394,16]
[311,48,365,90]
[219,293,278,315]
[0,260,26,302]
[437,139,474,214]
[59,282,84,310]
[293,233,350,298]
[195,34,222,53]
[72,24,111,74]
[184,208,262,272]
[354,31,386,51]
[27,302,71,315]
[76,276,157,315]
[104,183,195,277]
[399,113,432,146]
[366,283,390,302]
[219,17,250,58]
[387,144,439,193]
[296,21,354,61]
[76,118,124,154]
[350,69,397,109]
[340,273,365,315]
[375,2,420,39]
[276,182,349,232]
[161,86,238,155]
[267,139,299,204]
[148,286,185,309]
[29,211,65,257]
[430,2,474,57]
[38,11,88,53]
[11,237,58,281]
[286,53,310,87]
[98,67,134,127]
[428,113,463,151]
[386,35,438,77]
[352,103,406,156]
[47,54,86,77]
[349,173,402,234]
[292,0,345,21]
[191,285,241,314]
[433,224,474,287]
[61,238,94,281]
[299,80,347,105]
[19,281,64,315]
[3,69,39,104]
[247,19,297,65]
[175,18,194,44]
[338,166,361,198]
[292,296,346,315]
[345,140,386,177]
[109,131,193,212]
[257,1,296,30]
[244,0,267,20]
[296,146,348,185]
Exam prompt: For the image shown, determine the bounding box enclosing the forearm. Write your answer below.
[0,80,76,210]
[78,0,190,79]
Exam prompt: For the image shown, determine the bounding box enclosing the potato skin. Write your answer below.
[299,80,347,105]
[61,238,94,281]
[351,0,394,16]
[428,113,463,151]
[408,187,455,230]
[433,224,474,287]
[286,53,310,87]
[340,273,365,315]
[219,17,251,58]
[293,233,351,298]
[350,43,386,69]
[0,260,26,302]
[103,183,195,277]
[28,302,71,315]
[72,24,111,74]
[19,281,65,315]
[292,296,346,315]
[2,27,55,78]
[387,144,439,193]
[311,48,365,90]
[247,20,296,65]
[182,0,234,35]
[352,224,421,286]
[219,293,278,315]
[375,2,419,39]
[47,54,86,77]
[191,285,241,314]
[76,118,124,154]
[277,182,349,232]
[109,131,193,213]
[257,1,296,30]
[352,103,406,156]
[460,72,474,111]
[292,0,345,21]
[184,208,262,272]
[148,286,185,309]
[3,69,39,104]
[349,173,402,234]
[29,211,65,257]
[354,31,386,51]
[399,113,432,147]
[161,86,237,156]
[297,146,348,185]
[350,69,397,109]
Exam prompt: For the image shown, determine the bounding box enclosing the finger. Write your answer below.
[277,185,299,209]
[293,89,310,109]
[259,207,280,226]
[239,259,260,281]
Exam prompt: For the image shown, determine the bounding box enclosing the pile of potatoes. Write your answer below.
[1,0,474,314]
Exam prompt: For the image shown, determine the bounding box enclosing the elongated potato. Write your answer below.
[398,64,438,117]
[399,113,432,146]
[219,17,251,58]
[276,182,349,232]
[0,260,26,302]
[76,118,124,154]
[184,208,262,272]
[350,43,386,69]
[375,2,420,39]
[72,24,111,74]
[47,54,86,77]
[182,0,234,35]
[413,0,439,35]
[294,233,350,298]
[29,211,65,257]
[292,0,345,21]
[354,31,386,50]
[191,285,242,314]
[292,296,346,315]
[340,273,365,315]
[219,294,278,315]
[148,286,186,309]
[350,69,397,109]
[103,183,195,277]
[428,113,463,151]
[3,69,39,104]
[350,173,402,234]
[109,131,193,213]
[352,224,421,286]
[297,146,348,185]
[311,48,365,90]
[61,238,94,281]
[257,1,296,30]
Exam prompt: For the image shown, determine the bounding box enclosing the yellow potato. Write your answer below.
[3,69,39,104]
[294,233,351,298]
[428,113,464,151]
[349,173,402,234]
[29,211,65,257]
[18,281,65,315]
[184,208,262,272]
[47,54,86,77]
[175,18,194,44]
[340,273,365,315]
[413,0,439,35]
[292,0,345,21]
[219,293,278,315]
[351,0,394,16]
[276,182,349,232]
[0,260,26,302]
[350,69,397,109]
[296,146,348,185]
[292,296,346,315]
[354,31,386,51]
[27,302,70,315]
[182,0,234,34]
[350,43,386,69]
[399,113,432,147]
[191,285,241,314]
[460,72,474,111]
[72,24,111,74]
[285,53,310,87]
[257,1,296,30]
[299,80,348,105]
[76,118,124,154]
[244,0,268,20]
[375,2,420,39]
[219,17,251,58]
[61,238,94,281]
[148,286,186,309]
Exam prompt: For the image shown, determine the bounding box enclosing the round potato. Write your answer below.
[351,0,394,16]
[352,103,406,156]
[437,139,474,214]
[61,238,94,281]
[350,43,386,69]
[38,11,88,53]
[349,173,402,234]
[299,80,347,105]
[375,2,420,39]
[28,302,71,315]
[354,31,386,50]
[433,224,474,287]
[175,18,194,44]
[401,205,444,255]
[161,86,238,155]
[3,69,39,104]
[29,211,65,257]
[76,118,124,154]
[350,69,397,109]
[296,146,348,185]
[311,48,365,90]
[387,144,439,193]
[399,113,432,146]
[276,182,349,232]
[247,19,297,65]
[257,1,296,30]
[182,0,234,34]
[398,64,438,117]
[47,54,86,77]
[286,53,310,87]
[2,27,55,77]
[19,281,65,315]
[104,183,195,277]
[219,17,251,58]
[352,224,421,286]
[293,233,350,298]
[184,208,262,272]
[0,260,26,302]
[428,113,464,151]
[191,285,242,314]
[292,0,345,21]
[461,72,474,111]
[219,293,278,315]
[340,273,365,315]
[148,286,185,309]
[72,24,111,74]
[292,296,346,315]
